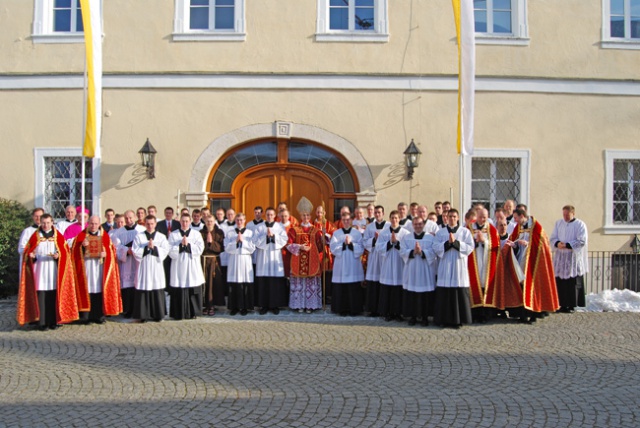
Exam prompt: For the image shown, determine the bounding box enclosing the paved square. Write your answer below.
[1,299,638,427]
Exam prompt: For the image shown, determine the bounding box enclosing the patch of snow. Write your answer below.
[577,288,640,312]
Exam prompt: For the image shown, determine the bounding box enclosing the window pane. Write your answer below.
[631,18,640,38]
[633,0,640,15]
[614,161,628,181]
[55,0,72,7]
[472,181,491,200]
[494,0,511,10]
[472,159,490,178]
[192,0,209,5]
[355,7,374,30]
[216,0,234,5]
[54,9,71,32]
[611,16,625,37]
[330,0,347,5]
[190,7,209,29]
[76,7,84,32]
[215,7,235,29]
[613,202,628,222]
[356,0,374,6]
[209,199,231,213]
[611,0,625,15]
[493,11,512,33]
[330,8,349,30]
[474,0,487,10]
[474,11,487,32]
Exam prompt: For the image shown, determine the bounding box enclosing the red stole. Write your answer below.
[288,225,323,278]
[71,229,123,316]
[467,223,499,308]
[314,219,336,270]
[17,229,79,325]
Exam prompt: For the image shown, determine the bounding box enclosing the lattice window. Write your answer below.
[613,159,640,224]
[44,157,93,221]
[471,157,521,217]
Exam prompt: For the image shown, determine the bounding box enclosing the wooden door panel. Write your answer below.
[288,170,332,217]
[239,174,276,214]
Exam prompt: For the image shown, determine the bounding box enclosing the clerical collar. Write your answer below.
[399,218,409,225]
[390,226,401,233]
[191,222,201,228]
[375,220,386,230]
[506,215,513,222]
[342,227,352,234]
[145,231,156,240]
[41,229,54,239]
[300,222,311,227]
[226,221,235,226]
[568,218,576,223]
[500,234,509,240]
[447,225,459,233]
[253,219,264,225]
[88,231,99,236]
[180,229,191,237]
[235,227,246,234]
[414,232,425,239]
[31,224,39,229]
[475,223,485,230]
[367,217,374,223]
[265,221,275,228]
[69,219,78,224]
[216,219,224,225]
[125,224,137,231]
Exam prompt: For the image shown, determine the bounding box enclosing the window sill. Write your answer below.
[475,34,530,46]
[31,33,85,44]
[603,225,640,235]
[600,40,640,50]
[172,32,246,42]
[315,32,389,43]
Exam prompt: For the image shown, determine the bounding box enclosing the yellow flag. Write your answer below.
[452,0,475,156]
[80,0,102,158]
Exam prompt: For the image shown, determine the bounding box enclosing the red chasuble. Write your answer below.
[467,223,500,308]
[17,229,79,325]
[486,218,559,313]
[288,226,323,278]
[314,219,336,270]
[71,228,123,316]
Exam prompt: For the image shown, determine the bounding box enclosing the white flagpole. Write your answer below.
[459,153,464,212]
[81,52,88,229]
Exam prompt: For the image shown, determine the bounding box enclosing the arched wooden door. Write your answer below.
[232,164,334,217]
[207,139,358,221]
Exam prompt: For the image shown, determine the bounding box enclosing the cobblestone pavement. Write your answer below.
[1,298,639,428]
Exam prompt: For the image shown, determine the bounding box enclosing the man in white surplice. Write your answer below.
[112,210,145,318]
[433,209,474,328]
[168,213,205,320]
[132,216,170,322]
[550,205,588,313]
[254,208,288,315]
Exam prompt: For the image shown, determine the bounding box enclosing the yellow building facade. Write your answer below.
[0,0,639,250]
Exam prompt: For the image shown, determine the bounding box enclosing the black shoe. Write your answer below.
[368,312,378,317]
[408,317,417,326]
[272,308,280,315]
[385,315,393,322]
[49,324,60,330]
[94,319,106,324]
[240,309,248,316]
[38,325,49,331]
[420,319,429,327]
[259,307,268,315]
[230,309,239,316]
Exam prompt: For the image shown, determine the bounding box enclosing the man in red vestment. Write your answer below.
[71,215,122,323]
[467,208,500,322]
[17,214,80,329]
[486,208,559,322]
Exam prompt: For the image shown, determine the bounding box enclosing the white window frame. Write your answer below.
[602,0,640,50]
[463,149,531,213]
[34,148,101,219]
[173,0,246,42]
[474,0,529,46]
[316,0,389,43]
[604,150,640,233]
[32,0,89,44]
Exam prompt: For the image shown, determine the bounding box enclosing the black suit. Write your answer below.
[101,222,114,233]
[156,219,181,237]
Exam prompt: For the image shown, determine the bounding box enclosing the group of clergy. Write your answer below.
[16,197,588,330]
